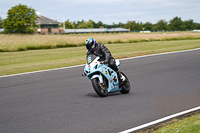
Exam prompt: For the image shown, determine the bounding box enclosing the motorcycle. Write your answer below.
[82,54,130,97]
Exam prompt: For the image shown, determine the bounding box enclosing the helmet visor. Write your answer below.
[86,44,92,50]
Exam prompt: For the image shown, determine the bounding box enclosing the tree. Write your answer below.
[194,23,200,29]
[183,19,195,30]
[60,19,75,29]
[3,4,38,34]
[76,20,94,29]
[0,17,3,28]
[168,16,184,31]
[124,21,142,31]
[118,22,124,28]
[142,22,153,31]
[153,19,168,31]
[94,21,104,28]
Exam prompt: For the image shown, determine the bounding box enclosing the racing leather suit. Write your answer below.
[86,43,118,72]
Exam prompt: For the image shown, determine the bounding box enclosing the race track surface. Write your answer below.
[0,49,200,133]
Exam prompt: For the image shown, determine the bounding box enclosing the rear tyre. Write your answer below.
[92,78,108,97]
[120,72,131,94]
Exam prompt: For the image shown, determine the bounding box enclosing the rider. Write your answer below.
[85,38,125,83]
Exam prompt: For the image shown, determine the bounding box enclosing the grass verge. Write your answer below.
[152,112,200,133]
[135,110,200,133]
[0,39,200,76]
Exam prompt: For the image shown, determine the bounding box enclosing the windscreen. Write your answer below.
[87,54,98,65]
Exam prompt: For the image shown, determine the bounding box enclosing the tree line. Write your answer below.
[60,17,200,31]
[1,4,200,34]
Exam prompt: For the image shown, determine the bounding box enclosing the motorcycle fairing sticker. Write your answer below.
[88,57,91,64]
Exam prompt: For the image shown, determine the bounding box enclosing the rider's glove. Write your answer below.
[104,59,109,64]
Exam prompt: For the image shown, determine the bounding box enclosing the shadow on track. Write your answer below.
[86,92,132,98]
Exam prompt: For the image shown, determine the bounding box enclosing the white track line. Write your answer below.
[119,106,200,133]
[1,48,200,78]
[0,64,85,78]
[120,47,200,61]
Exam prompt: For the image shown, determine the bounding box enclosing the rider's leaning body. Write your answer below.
[85,38,125,82]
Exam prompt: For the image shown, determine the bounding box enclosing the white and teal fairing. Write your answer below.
[84,54,121,93]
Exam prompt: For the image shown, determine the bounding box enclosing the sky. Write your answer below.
[0,0,200,25]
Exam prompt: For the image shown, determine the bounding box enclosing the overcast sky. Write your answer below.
[1,0,200,25]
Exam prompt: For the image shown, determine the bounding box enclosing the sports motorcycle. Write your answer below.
[82,54,130,97]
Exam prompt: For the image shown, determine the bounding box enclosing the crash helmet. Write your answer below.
[85,38,96,52]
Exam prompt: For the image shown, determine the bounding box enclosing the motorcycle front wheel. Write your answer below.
[92,78,108,97]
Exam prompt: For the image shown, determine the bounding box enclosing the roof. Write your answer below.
[35,15,60,25]
[64,28,129,33]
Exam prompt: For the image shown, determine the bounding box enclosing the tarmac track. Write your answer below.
[0,49,200,133]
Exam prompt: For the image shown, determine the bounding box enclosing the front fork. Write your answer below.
[92,73,106,90]
[99,73,106,90]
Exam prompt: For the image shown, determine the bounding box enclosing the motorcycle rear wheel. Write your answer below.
[92,78,108,97]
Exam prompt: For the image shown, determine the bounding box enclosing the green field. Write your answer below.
[0,39,200,76]
[153,113,200,133]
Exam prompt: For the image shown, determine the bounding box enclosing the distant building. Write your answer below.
[35,14,63,35]
[193,30,200,32]
[140,31,151,33]
[0,28,4,32]
[34,13,129,35]
[64,28,129,34]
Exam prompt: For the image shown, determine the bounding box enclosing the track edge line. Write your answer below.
[119,106,200,133]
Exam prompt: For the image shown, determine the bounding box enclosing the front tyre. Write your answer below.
[92,78,108,97]
[120,72,131,94]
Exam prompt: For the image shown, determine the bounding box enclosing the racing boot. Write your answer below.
[117,71,126,88]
